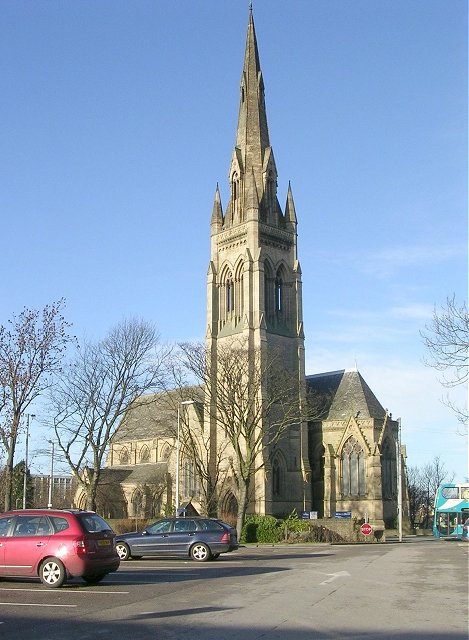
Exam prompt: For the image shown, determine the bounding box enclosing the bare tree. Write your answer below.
[421,295,468,427]
[179,339,325,538]
[50,319,171,511]
[0,299,74,510]
[164,355,231,517]
[408,456,455,529]
[406,465,427,529]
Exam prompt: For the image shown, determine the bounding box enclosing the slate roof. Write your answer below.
[97,464,168,485]
[306,369,386,420]
[112,387,204,443]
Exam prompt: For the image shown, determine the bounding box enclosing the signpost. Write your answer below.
[360,522,373,536]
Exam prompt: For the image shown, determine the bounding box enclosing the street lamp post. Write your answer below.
[175,400,196,515]
[22,413,35,509]
[48,440,55,509]
[396,418,403,543]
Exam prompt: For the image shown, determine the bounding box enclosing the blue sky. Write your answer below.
[1,1,467,480]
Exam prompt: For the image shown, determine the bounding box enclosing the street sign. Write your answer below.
[360,522,373,536]
[334,511,352,519]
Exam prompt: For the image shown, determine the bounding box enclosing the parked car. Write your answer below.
[461,518,469,541]
[116,516,238,562]
[0,509,120,588]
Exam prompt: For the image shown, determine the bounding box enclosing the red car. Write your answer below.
[0,509,120,587]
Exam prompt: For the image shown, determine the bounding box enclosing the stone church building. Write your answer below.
[77,9,404,532]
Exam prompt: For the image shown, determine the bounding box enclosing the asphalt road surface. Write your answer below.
[0,537,467,639]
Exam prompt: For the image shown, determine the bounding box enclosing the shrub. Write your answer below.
[285,525,345,543]
[240,515,284,543]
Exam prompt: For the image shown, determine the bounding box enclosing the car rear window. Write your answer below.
[50,516,70,533]
[76,513,113,533]
[198,519,224,531]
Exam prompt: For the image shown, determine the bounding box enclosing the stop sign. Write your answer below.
[360,522,373,536]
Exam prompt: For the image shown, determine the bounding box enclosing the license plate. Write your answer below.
[97,539,111,546]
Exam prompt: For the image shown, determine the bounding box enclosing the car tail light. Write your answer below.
[220,532,230,543]
[74,538,88,555]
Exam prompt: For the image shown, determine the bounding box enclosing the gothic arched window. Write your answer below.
[183,459,199,498]
[119,447,130,465]
[139,445,150,464]
[231,172,240,221]
[266,169,276,219]
[341,437,365,497]
[234,261,244,324]
[272,454,286,498]
[226,278,234,313]
[220,266,236,327]
[275,274,283,312]
[275,265,289,322]
[381,438,396,499]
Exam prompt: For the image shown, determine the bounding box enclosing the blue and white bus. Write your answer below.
[432,483,469,538]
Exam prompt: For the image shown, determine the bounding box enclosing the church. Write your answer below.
[78,9,403,533]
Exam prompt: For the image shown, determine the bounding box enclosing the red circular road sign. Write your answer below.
[360,522,373,536]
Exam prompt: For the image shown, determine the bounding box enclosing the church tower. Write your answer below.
[206,9,310,517]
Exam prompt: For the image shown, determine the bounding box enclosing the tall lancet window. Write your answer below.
[381,438,396,499]
[272,454,286,498]
[226,277,234,313]
[234,261,244,325]
[231,172,240,222]
[266,170,276,221]
[341,437,366,497]
[275,274,283,312]
[220,266,235,328]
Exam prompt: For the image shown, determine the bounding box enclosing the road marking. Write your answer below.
[319,570,350,585]
[0,588,129,595]
[119,569,197,574]
[0,602,77,608]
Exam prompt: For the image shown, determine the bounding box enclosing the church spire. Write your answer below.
[234,7,270,187]
[210,183,223,230]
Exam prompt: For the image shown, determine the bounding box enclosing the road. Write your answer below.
[0,537,467,639]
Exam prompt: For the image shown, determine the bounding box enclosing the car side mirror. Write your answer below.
[142,530,148,536]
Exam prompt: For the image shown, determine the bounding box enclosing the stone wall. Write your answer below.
[285,518,386,543]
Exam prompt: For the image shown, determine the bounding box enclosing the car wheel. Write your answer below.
[190,542,211,562]
[40,558,67,588]
[116,542,131,561]
[83,574,106,585]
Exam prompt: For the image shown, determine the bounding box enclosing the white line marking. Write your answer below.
[0,602,77,608]
[319,570,351,585]
[0,588,129,595]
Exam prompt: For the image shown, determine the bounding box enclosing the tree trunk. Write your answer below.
[3,460,13,511]
[206,476,218,517]
[85,476,99,512]
[3,415,20,511]
[236,478,250,541]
